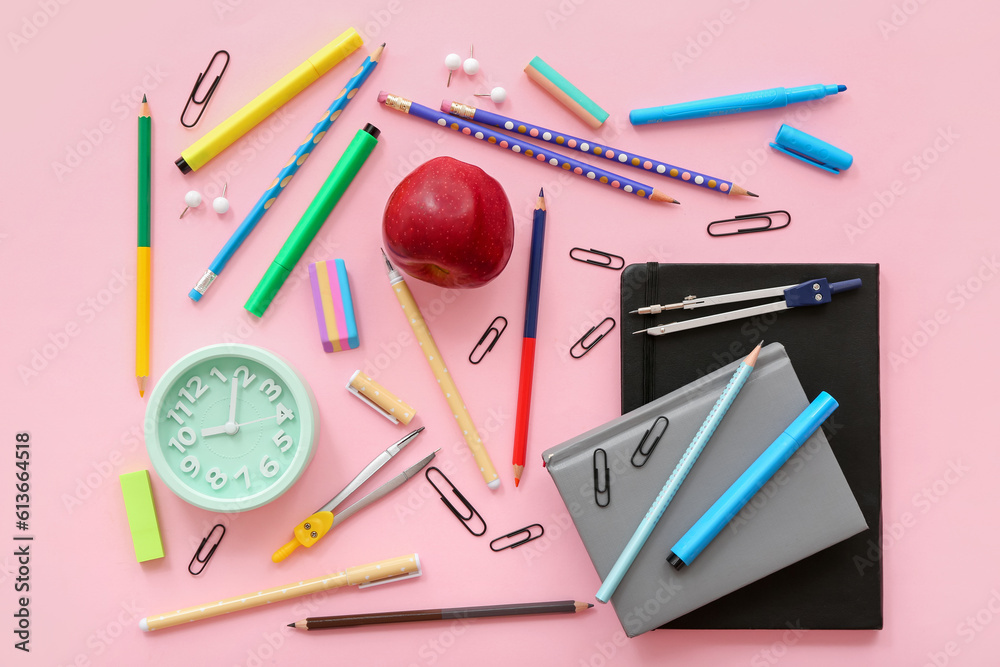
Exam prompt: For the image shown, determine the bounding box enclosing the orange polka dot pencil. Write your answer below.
[189,44,384,302]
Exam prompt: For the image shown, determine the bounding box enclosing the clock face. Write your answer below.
[145,344,318,512]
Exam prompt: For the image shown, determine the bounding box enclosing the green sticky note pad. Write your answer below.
[120,470,165,562]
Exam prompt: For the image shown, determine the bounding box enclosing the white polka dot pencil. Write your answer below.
[443,101,756,197]
[378,92,679,205]
[380,250,501,490]
[139,553,420,631]
[189,44,385,302]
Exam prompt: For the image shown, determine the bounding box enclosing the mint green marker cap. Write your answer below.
[245,124,380,317]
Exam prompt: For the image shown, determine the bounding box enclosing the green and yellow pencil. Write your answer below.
[136,95,151,397]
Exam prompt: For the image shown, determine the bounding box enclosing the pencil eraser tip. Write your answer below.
[377,91,388,104]
[488,478,501,490]
[188,288,203,302]
[440,99,453,111]
[139,618,149,632]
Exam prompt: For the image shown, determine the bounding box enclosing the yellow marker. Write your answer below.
[174,28,363,174]
[140,554,421,631]
[380,250,500,489]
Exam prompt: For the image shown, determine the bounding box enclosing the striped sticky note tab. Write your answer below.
[308,259,359,353]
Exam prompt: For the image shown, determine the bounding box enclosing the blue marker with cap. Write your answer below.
[666,391,839,570]
[770,124,853,174]
[629,84,847,125]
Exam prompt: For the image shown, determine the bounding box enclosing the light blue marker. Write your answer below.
[629,84,846,125]
[189,44,384,301]
[667,391,839,570]
[595,343,762,604]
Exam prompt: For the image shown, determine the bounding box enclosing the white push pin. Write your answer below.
[179,190,202,218]
[213,182,230,214]
[475,87,507,103]
[462,45,479,75]
[444,53,461,87]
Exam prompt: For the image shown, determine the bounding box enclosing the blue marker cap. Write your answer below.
[769,124,853,174]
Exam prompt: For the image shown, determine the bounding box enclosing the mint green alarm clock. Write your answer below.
[145,344,319,512]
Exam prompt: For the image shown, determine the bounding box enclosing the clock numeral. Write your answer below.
[260,455,280,478]
[259,378,282,402]
[166,401,193,425]
[276,402,294,425]
[187,375,209,398]
[272,430,293,453]
[206,468,227,490]
[178,388,195,403]
[235,465,251,489]
[168,426,197,453]
[180,455,200,477]
[234,366,256,389]
[210,367,228,383]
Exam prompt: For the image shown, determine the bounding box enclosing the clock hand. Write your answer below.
[234,414,278,428]
[228,375,239,424]
[201,424,232,437]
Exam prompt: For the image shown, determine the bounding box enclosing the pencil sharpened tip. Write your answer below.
[538,187,544,197]
[747,191,759,197]
[287,623,294,628]
[142,94,147,102]
[514,478,520,487]
[587,603,594,608]
[672,200,681,205]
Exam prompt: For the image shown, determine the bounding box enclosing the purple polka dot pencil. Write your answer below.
[377,92,679,205]
[442,101,757,198]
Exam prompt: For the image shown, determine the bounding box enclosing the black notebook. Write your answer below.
[620,263,882,630]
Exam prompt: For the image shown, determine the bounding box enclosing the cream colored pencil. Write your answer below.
[380,250,500,489]
[140,554,420,631]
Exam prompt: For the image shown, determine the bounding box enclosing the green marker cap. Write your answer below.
[245,262,293,317]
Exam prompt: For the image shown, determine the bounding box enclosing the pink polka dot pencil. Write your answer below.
[378,92,679,205]
[442,100,757,198]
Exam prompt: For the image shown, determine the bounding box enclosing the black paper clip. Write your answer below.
[632,416,669,467]
[707,210,791,237]
[490,524,545,552]
[181,50,230,128]
[425,466,487,536]
[594,448,610,508]
[570,247,625,271]
[570,317,616,359]
[188,524,226,575]
[469,316,507,364]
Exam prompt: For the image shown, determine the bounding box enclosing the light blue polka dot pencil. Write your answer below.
[189,44,384,302]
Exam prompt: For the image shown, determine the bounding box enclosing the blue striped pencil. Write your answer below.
[512,189,547,487]
[442,101,756,198]
[189,44,385,301]
[377,92,678,205]
[595,342,762,603]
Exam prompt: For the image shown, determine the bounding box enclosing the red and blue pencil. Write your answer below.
[513,189,547,487]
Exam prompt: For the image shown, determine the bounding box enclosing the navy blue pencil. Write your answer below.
[513,189,547,487]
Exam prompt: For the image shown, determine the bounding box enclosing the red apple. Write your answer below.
[382,156,514,289]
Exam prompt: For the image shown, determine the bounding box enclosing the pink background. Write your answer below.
[2,0,997,665]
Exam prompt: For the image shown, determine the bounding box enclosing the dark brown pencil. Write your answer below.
[289,600,593,630]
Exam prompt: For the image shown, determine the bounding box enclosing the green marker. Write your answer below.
[245,123,380,317]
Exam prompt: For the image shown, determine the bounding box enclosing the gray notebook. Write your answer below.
[543,343,868,636]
